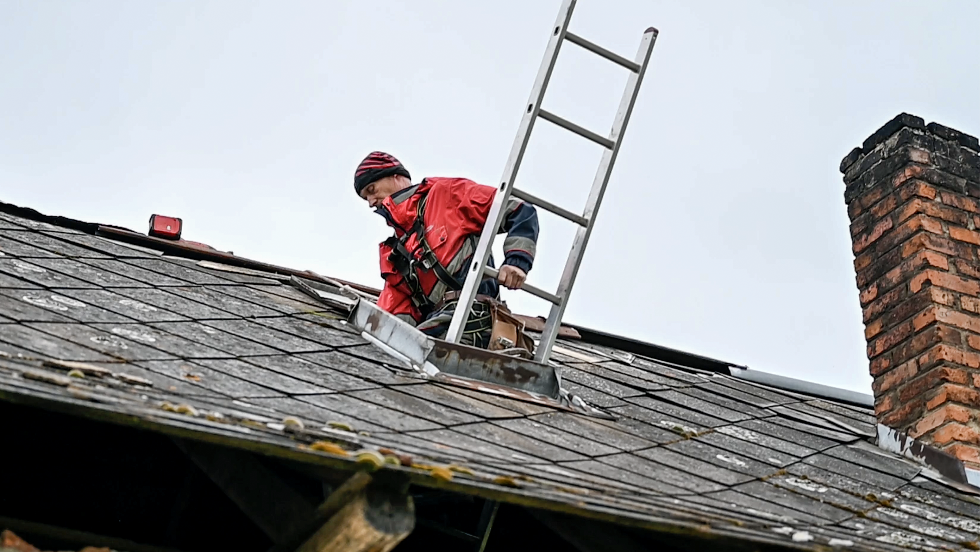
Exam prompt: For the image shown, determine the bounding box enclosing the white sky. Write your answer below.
[1,1,978,394]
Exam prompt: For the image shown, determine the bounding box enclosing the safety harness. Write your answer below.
[380,191,461,318]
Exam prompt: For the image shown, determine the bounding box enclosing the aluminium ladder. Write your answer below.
[444,0,658,364]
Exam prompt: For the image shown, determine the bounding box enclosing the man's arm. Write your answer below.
[499,197,538,272]
[454,179,540,289]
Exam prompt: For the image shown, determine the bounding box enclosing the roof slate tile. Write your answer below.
[560,380,628,408]
[622,395,730,429]
[57,289,188,322]
[302,392,440,432]
[560,366,646,398]
[28,322,175,361]
[91,322,235,359]
[437,384,555,416]
[695,431,800,467]
[298,350,424,386]
[558,459,690,495]
[80,258,190,287]
[681,490,829,525]
[696,379,784,409]
[664,438,781,478]
[665,386,772,420]
[238,354,378,392]
[397,383,524,420]
[112,287,237,320]
[596,452,728,494]
[863,505,977,544]
[201,318,329,353]
[837,518,951,552]
[255,316,362,348]
[738,418,840,452]
[194,358,333,395]
[0,259,99,289]
[218,285,324,315]
[802,453,911,491]
[449,421,589,463]
[2,231,110,258]
[31,258,150,288]
[164,286,282,317]
[349,387,483,427]
[529,411,659,452]
[122,258,232,285]
[0,324,118,362]
[135,359,284,399]
[823,444,923,482]
[733,480,857,522]
[634,446,756,486]
[765,415,861,444]
[406,427,543,463]
[47,233,162,258]
[0,234,61,257]
[0,290,81,323]
[491,417,620,457]
[146,321,280,357]
[765,473,876,513]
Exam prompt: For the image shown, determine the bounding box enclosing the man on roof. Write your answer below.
[354,151,539,349]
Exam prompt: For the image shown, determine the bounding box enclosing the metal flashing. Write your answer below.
[346,296,610,417]
[729,366,874,408]
[875,423,974,490]
[566,323,738,373]
[968,467,980,489]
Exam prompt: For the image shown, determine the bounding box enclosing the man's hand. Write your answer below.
[497,265,527,290]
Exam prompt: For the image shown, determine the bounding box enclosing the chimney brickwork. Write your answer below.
[841,113,980,466]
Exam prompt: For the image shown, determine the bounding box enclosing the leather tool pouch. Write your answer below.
[487,300,535,356]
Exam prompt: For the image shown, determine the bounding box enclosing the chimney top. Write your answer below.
[842,113,980,467]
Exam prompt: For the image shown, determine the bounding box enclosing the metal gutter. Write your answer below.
[729,366,874,408]
[564,323,738,373]
[566,323,875,409]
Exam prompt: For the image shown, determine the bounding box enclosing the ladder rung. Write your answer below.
[538,109,615,149]
[511,188,588,227]
[564,31,641,73]
[483,266,562,305]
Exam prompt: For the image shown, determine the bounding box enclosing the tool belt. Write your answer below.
[437,291,535,356]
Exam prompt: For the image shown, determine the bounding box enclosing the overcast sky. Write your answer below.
[1,1,977,394]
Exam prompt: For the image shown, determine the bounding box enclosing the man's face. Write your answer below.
[360,175,401,208]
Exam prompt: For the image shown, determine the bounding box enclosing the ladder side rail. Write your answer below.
[534,27,659,363]
[444,0,578,344]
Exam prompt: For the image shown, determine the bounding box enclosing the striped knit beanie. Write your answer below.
[354,151,411,195]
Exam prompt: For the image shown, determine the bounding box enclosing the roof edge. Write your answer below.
[564,323,739,373]
[729,367,874,408]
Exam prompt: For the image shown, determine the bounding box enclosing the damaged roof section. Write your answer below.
[2,207,980,551]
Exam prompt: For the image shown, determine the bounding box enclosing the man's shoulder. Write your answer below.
[424,176,477,186]
[423,176,490,194]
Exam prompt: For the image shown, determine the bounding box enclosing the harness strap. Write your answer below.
[384,190,464,317]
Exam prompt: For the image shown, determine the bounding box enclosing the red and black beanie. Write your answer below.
[354,151,411,195]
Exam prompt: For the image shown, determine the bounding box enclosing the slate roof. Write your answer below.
[1,206,980,552]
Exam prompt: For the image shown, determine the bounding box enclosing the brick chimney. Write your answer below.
[841,113,980,466]
[840,113,980,468]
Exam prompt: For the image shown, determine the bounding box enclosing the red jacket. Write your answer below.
[376,177,538,323]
